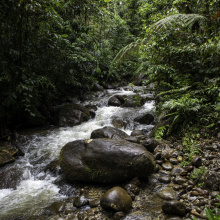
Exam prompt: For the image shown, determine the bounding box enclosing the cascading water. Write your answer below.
[0,87,155,219]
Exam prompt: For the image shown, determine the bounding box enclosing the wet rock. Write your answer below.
[162,200,186,216]
[85,104,97,119]
[124,183,140,199]
[158,187,177,200]
[203,171,220,190]
[73,194,89,208]
[52,104,90,127]
[89,199,100,208]
[158,175,171,184]
[173,175,187,185]
[170,151,179,158]
[100,187,132,212]
[112,118,126,129]
[0,151,15,166]
[171,166,185,176]
[113,211,125,220]
[129,177,141,186]
[44,160,62,176]
[162,162,173,171]
[0,143,18,166]
[191,156,202,168]
[141,139,158,153]
[108,96,122,106]
[50,201,66,214]
[177,156,183,163]
[210,191,220,198]
[134,113,154,125]
[122,94,145,107]
[90,126,129,140]
[60,138,156,183]
[154,151,162,160]
[131,130,144,136]
[125,136,141,144]
[169,158,178,165]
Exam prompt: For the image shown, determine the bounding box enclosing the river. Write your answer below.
[0,87,156,219]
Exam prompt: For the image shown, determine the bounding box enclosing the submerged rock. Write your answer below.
[100,187,132,212]
[59,138,156,183]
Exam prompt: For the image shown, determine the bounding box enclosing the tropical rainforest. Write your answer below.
[0,0,220,139]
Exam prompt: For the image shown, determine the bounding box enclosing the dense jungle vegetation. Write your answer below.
[0,0,220,140]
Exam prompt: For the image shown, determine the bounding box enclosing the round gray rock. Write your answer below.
[100,187,132,212]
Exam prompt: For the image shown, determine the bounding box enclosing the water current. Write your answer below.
[0,87,155,219]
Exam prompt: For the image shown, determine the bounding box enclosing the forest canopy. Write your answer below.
[0,0,219,138]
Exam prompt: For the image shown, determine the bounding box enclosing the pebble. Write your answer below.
[162,162,173,171]
[169,158,178,165]
[173,175,187,184]
[177,156,183,163]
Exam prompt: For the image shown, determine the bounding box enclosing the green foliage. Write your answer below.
[190,166,207,180]
[155,125,167,142]
[180,131,202,166]
[0,0,134,133]
[204,207,220,220]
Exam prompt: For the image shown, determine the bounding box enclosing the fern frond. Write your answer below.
[157,86,191,97]
[152,14,208,31]
[110,39,142,69]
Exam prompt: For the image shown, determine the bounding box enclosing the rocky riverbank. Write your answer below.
[0,85,219,220]
[44,130,220,220]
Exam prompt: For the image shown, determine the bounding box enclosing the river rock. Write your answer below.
[158,187,177,200]
[141,138,158,153]
[171,166,185,176]
[59,138,156,183]
[52,104,90,127]
[90,126,129,140]
[191,156,202,168]
[131,130,144,136]
[108,96,122,106]
[112,117,127,129]
[203,171,220,190]
[158,175,171,184]
[162,200,186,216]
[121,94,145,107]
[134,113,154,124]
[162,162,173,171]
[0,143,18,167]
[100,187,132,212]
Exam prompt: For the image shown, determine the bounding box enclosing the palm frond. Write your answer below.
[152,14,208,31]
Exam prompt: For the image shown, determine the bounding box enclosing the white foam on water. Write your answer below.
[0,178,61,219]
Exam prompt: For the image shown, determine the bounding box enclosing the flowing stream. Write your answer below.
[0,87,155,220]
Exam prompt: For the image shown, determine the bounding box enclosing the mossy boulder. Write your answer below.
[59,138,156,183]
[0,143,18,167]
[52,103,90,127]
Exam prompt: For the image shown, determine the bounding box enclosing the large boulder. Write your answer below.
[90,126,129,140]
[0,143,18,167]
[52,104,90,127]
[59,138,156,183]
